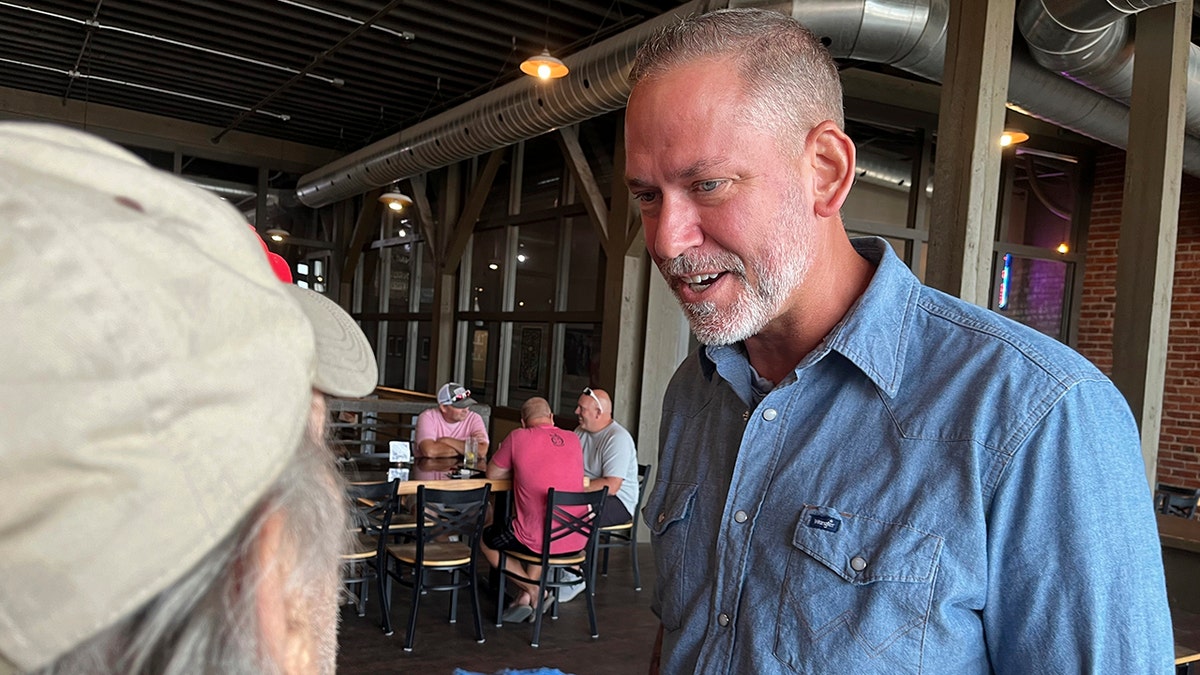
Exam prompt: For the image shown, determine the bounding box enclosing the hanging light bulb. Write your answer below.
[999,130,1030,147]
[379,184,413,212]
[521,49,568,80]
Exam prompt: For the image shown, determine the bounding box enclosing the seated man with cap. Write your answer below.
[413,382,490,460]
[0,122,378,675]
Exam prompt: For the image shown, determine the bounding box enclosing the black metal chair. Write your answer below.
[495,487,608,648]
[381,483,491,652]
[1155,482,1200,519]
[593,463,651,592]
[341,480,402,618]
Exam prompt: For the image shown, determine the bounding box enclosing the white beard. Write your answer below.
[659,187,812,345]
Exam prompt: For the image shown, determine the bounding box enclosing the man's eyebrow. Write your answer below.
[625,158,730,189]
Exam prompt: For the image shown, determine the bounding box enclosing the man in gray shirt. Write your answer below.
[559,387,639,603]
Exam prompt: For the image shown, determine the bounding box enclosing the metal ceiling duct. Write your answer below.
[1017,0,1200,136]
[297,0,1200,208]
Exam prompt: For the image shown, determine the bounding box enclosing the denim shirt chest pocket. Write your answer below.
[644,481,699,632]
[774,505,943,674]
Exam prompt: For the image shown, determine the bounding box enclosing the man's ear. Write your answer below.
[254,510,313,674]
[804,120,856,218]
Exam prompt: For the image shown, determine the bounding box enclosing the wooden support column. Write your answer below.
[926,0,1015,305]
[1112,0,1192,488]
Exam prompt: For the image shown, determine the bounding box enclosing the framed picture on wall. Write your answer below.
[517,326,543,390]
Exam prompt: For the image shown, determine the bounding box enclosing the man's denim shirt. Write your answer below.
[645,238,1173,674]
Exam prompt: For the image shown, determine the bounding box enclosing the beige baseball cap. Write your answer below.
[0,122,367,671]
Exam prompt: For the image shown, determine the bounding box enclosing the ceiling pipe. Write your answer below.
[1017,0,1200,136]
[297,0,1200,208]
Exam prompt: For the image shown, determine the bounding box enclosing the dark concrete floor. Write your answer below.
[336,543,656,675]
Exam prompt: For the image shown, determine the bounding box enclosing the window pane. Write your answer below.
[381,321,408,388]
[413,321,432,393]
[465,321,501,405]
[521,133,564,212]
[470,228,507,312]
[566,217,602,312]
[508,322,551,407]
[515,220,559,312]
[1002,153,1077,253]
[558,323,599,415]
[993,253,1069,340]
[418,245,436,312]
[386,245,413,311]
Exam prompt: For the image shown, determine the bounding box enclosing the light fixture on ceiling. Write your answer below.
[521,48,568,80]
[488,259,501,271]
[379,185,413,212]
[999,130,1030,147]
[265,228,289,242]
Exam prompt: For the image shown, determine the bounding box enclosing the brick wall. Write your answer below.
[1077,147,1200,490]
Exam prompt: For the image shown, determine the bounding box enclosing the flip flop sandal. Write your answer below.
[502,603,533,623]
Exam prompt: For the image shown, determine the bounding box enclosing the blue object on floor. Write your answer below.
[453,669,574,675]
[453,662,576,667]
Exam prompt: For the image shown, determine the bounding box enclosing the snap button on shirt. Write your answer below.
[761,408,778,421]
[850,556,868,572]
[657,513,666,524]
[733,510,748,523]
[717,613,730,627]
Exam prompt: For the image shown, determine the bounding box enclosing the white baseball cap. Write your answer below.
[0,122,369,671]
[437,382,477,408]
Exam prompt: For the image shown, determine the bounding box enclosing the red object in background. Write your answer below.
[249,224,292,283]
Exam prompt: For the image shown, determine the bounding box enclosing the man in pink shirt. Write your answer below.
[482,397,586,623]
[414,381,489,459]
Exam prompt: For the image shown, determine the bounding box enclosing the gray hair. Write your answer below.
[36,398,348,675]
[629,8,844,147]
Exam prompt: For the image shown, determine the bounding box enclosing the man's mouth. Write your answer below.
[681,272,723,292]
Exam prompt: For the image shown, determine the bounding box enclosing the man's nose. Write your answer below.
[651,195,704,262]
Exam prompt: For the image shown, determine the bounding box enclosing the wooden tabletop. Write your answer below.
[393,476,510,495]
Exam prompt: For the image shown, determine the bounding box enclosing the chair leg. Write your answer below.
[449,569,459,625]
[631,535,641,592]
[469,559,485,644]
[380,558,394,636]
[404,566,423,653]
[529,568,550,648]
[494,552,507,627]
[583,562,599,639]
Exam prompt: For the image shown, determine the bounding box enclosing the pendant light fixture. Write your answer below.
[521,48,568,80]
[521,0,568,81]
[378,184,413,212]
[999,130,1030,147]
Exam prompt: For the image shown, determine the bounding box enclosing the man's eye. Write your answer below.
[696,180,722,192]
[634,192,658,203]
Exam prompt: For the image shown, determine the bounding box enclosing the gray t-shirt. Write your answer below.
[575,420,639,517]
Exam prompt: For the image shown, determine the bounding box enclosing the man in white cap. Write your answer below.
[0,122,378,675]
[414,381,490,459]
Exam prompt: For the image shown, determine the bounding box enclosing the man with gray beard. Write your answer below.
[625,9,1171,674]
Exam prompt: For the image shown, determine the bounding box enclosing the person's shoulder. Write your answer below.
[912,284,1103,385]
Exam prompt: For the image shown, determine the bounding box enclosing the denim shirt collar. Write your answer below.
[699,237,919,399]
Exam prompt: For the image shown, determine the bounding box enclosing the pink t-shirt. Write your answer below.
[413,407,487,458]
[489,424,586,554]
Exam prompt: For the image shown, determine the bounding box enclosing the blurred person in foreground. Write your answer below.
[626,9,1172,673]
[0,122,377,675]
[481,397,586,623]
[414,381,490,459]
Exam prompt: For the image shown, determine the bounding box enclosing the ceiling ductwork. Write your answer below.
[297,0,1200,209]
[1017,0,1200,136]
